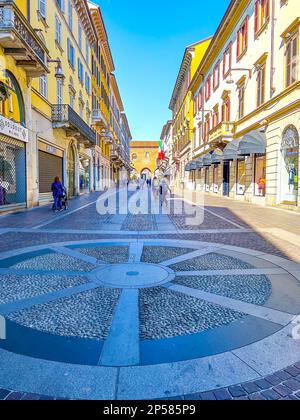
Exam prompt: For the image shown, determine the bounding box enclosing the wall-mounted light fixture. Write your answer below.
[48,59,65,81]
[226,68,252,84]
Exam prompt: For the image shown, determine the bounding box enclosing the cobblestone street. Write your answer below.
[0,190,300,400]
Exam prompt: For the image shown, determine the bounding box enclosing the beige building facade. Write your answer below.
[175,0,300,211]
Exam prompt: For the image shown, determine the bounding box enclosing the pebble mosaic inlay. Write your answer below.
[174,275,272,305]
[12,253,97,272]
[139,287,245,340]
[0,274,87,305]
[170,252,254,272]
[141,246,196,264]
[121,215,158,231]
[8,287,121,340]
[74,246,129,263]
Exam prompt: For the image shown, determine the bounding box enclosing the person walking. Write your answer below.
[159,176,171,208]
[152,176,159,198]
[51,176,64,212]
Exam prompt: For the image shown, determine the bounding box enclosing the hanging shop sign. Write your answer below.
[0,115,28,143]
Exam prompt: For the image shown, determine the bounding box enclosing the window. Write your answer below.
[57,79,63,105]
[205,76,211,101]
[212,105,219,128]
[238,84,245,119]
[285,32,299,87]
[55,15,62,45]
[213,165,219,193]
[222,97,231,122]
[78,59,84,84]
[132,153,137,161]
[254,154,266,196]
[236,159,246,195]
[78,24,82,51]
[254,0,270,35]
[86,39,90,65]
[68,0,73,30]
[204,115,210,142]
[85,73,91,94]
[257,62,266,107]
[223,43,232,77]
[237,17,249,59]
[39,74,48,98]
[56,0,65,12]
[213,62,220,90]
[67,39,75,68]
[70,92,75,108]
[38,0,46,19]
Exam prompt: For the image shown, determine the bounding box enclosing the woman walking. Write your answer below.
[51,176,64,212]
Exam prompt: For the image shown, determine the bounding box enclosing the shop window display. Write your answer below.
[213,165,219,193]
[254,154,266,197]
[281,126,299,204]
[236,159,246,195]
[204,168,210,192]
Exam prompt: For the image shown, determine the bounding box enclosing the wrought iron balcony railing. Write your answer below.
[52,105,96,145]
[92,108,107,128]
[0,0,49,77]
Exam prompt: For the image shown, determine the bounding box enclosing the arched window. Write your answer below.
[132,153,137,161]
[0,70,25,125]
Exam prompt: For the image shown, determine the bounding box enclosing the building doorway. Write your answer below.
[68,145,76,197]
[223,161,230,196]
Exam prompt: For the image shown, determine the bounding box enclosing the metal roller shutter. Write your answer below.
[39,151,63,194]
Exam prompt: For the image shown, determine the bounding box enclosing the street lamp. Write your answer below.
[48,59,65,81]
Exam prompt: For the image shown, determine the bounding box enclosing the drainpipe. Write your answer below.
[270,0,276,97]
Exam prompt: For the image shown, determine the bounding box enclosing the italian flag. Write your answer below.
[158,140,165,161]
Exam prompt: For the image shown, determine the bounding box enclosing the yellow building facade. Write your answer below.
[169,38,212,187]
[89,2,114,190]
[130,141,160,179]
[0,0,131,211]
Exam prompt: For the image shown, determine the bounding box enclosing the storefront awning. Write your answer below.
[203,153,212,166]
[211,149,223,164]
[238,130,266,156]
[185,163,191,172]
[189,161,197,171]
[195,157,204,169]
[223,139,240,161]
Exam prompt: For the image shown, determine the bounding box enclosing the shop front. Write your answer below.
[238,130,267,202]
[79,154,91,194]
[38,141,64,203]
[0,71,28,211]
[236,158,246,196]
[280,125,299,205]
[0,118,28,211]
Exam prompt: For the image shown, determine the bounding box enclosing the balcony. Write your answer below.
[0,1,49,77]
[110,144,121,162]
[92,109,107,128]
[209,122,235,146]
[52,105,96,146]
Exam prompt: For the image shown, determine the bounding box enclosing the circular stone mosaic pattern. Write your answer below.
[94,263,174,288]
[0,239,299,374]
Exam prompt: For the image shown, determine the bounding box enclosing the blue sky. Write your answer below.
[96,0,231,140]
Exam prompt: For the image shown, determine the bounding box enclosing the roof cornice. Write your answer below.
[73,0,97,45]
[190,0,249,92]
[88,3,115,72]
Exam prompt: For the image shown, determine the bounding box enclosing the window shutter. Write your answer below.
[266,0,270,20]
[245,17,249,49]
[254,1,259,34]
[237,30,241,57]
